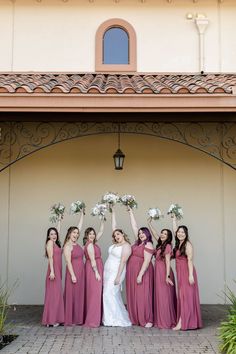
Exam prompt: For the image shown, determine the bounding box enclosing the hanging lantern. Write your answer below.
[113,148,125,170]
[113,124,125,170]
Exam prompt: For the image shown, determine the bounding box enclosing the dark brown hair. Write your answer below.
[45,227,61,257]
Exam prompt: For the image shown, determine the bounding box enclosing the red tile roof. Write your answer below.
[0,73,235,94]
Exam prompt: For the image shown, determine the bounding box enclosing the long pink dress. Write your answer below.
[126,243,154,327]
[175,250,202,330]
[84,241,103,327]
[42,243,64,325]
[64,244,85,326]
[154,244,177,329]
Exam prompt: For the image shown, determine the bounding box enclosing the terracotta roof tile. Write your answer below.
[0,73,235,95]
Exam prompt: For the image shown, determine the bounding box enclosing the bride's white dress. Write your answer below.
[103,244,132,327]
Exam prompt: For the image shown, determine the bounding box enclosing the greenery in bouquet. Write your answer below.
[119,195,138,209]
[49,203,65,223]
[101,192,120,212]
[167,203,183,220]
[148,207,163,220]
[91,203,108,221]
[70,201,86,215]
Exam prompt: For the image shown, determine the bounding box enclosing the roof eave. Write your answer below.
[0,93,236,113]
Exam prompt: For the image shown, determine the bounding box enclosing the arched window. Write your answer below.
[96,19,137,72]
[103,27,129,65]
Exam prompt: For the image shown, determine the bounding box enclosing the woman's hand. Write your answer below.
[114,276,120,285]
[49,272,55,280]
[95,271,101,281]
[147,216,152,223]
[189,274,195,285]
[137,274,143,284]
[166,277,174,286]
[71,275,77,283]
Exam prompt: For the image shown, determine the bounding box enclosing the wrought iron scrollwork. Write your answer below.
[0,121,236,172]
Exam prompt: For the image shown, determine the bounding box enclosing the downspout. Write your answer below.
[195,14,209,74]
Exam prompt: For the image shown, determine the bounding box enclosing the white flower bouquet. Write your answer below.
[119,194,138,209]
[91,203,108,220]
[70,200,86,215]
[101,192,120,212]
[49,202,65,223]
[167,203,183,220]
[148,208,163,220]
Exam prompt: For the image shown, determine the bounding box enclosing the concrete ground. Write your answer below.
[1,305,228,354]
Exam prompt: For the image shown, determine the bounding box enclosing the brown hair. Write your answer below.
[63,226,79,247]
[112,229,130,244]
[83,227,96,246]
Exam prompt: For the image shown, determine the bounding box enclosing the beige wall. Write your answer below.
[0,0,235,72]
[0,132,236,304]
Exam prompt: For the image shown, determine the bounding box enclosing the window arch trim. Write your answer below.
[95,18,137,72]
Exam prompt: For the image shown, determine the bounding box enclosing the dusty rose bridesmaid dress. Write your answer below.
[84,241,103,327]
[126,243,154,327]
[154,244,177,329]
[42,243,64,325]
[64,244,85,326]
[175,250,202,330]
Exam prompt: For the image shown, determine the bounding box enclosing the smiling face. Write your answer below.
[48,229,58,243]
[70,228,79,243]
[176,227,186,242]
[138,229,147,243]
[160,229,168,243]
[113,230,125,244]
[88,229,96,242]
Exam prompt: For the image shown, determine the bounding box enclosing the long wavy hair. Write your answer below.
[136,227,153,245]
[173,225,189,258]
[83,227,96,246]
[63,226,79,247]
[156,228,173,258]
[112,229,130,244]
[45,227,61,257]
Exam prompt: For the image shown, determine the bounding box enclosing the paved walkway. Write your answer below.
[2,305,227,354]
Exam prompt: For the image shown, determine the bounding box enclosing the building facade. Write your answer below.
[0,0,236,305]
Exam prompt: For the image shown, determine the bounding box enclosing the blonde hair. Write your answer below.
[112,229,130,244]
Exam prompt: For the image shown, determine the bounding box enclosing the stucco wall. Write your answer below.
[0,133,235,304]
[0,0,235,72]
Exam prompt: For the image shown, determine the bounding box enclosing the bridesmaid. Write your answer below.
[126,207,155,328]
[83,218,105,327]
[148,218,177,329]
[63,211,85,326]
[172,215,202,330]
[42,217,64,327]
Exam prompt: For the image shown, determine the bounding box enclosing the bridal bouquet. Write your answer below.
[119,194,138,209]
[70,200,86,215]
[148,208,163,220]
[101,192,120,212]
[49,202,65,223]
[91,203,108,220]
[167,203,183,220]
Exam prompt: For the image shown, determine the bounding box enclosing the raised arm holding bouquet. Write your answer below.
[102,205,132,327]
[63,202,85,326]
[147,209,177,329]
[126,206,154,328]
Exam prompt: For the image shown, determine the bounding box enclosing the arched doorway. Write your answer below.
[0,131,235,305]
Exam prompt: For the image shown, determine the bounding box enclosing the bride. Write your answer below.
[103,207,132,327]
